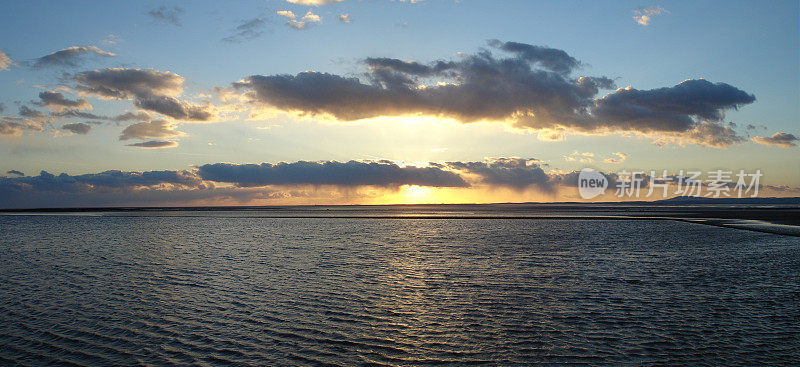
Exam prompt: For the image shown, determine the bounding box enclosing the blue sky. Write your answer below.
[0,0,797,207]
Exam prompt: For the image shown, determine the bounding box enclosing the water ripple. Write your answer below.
[0,215,797,365]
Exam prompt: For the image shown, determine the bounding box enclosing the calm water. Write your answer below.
[0,213,798,365]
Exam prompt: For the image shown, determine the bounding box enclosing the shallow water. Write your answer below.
[0,214,798,365]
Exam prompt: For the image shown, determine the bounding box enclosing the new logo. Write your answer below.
[578,168,608,199]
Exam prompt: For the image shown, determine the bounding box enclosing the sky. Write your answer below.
[0,0,798,208]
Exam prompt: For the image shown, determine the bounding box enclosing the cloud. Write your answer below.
[134,95,215,121]
[18,105,48,120]
[338,14,351,23]
[112,111,152,122]
[487,39,580,75]
[751,132,799,148]
[277,10,296,19]
[285,10,322,30]
[222,18,268,42]
[444,158,552,191]
[0,50,13,70]
[564,151,594,163]
[2,158,795,209]
[231,41,754,147]
[1,169,203,193]
[285,0,343,5]
[537,129,565,141]
[32,46,115,69]
[633,6,667,26]
[591,80,755,133]
[61,122,92,135]
[147,6,185,26]
[669,120,745,148]
[126,140,179,149]
[301,10,321,22]
[74,68,184,99]
[119,119,183,140]
[0,117,44,136]
[101,34,121,45]
[197,160,469,188]
[51,109,151,122]
[74,68,215,121]
[35,91,92,112]
[51,110,106,121]
[604,152,628,164]
[6,170,23,176]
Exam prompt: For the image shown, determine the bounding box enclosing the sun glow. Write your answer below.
[401,185,432,201]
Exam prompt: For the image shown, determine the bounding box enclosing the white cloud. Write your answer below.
[277,10,297,19]
[302,10,322,22]
[285,10,322,30]
[633,6,667,26]
[565,151,595,163]
[603,152,628,164]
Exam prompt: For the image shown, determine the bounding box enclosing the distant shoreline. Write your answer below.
[2,200,798,237]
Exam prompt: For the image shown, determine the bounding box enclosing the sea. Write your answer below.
[1,205,798,365]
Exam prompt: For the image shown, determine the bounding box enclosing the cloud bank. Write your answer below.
[231,40,755,147]
[1,158,796,209]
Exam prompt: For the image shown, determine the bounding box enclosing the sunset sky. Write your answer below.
[0,0,798,208]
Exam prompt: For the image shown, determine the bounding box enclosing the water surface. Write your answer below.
[0,213,797,365]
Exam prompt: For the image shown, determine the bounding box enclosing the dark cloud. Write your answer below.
[61,122,92,134]
[18,105,47,119]
[197,161,469,188]
[126,140,179,149]
[119,120,182,140]
[74,68,214,121]
[6,170,23,176]
[147,6,185,26]
[74,68,184,99]
[222,18,268,43]
[232,41,755,147]
[488,40,580,75]
[592,79,755,133]
[751,132,799,148]
[0,103,4,113]
[1,169,202,191]
[51,110,150,123]
[134,95,214,121]
[52,109,107,120]
[35,91,92,112]
[445,158,552,191]
[32,46,115,69]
